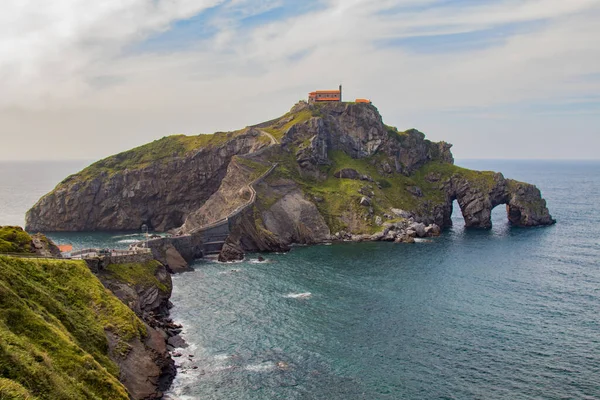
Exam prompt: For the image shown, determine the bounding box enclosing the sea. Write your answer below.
[1,159,599,399]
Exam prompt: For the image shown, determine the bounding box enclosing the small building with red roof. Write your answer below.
[308,85,342,103]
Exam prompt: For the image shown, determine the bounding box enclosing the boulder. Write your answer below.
[164,245,191,273]
[370,232,385,241]
[218,241,245,262]
[395,235,415,244]
[360,196,372,206]
[409,222,427,238]
[390,208,413,219]
[334,168,361,180]
[425,224,441,236]
[406,186,424,197]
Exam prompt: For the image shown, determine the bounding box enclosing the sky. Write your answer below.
[1,0,599,161]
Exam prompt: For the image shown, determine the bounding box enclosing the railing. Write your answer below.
[71,248,151,259]
[190,162,279,235]
[0,252,64,260]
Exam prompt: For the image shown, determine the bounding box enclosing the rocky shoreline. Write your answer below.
[94,260,182,399]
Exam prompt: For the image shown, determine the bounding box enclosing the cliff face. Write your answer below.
[96,260,177,398]
[286,102,453,177]
[26,101,554,256]
[0,226,61,256]
[0,229,177,398]
[26,129,270,232]
[175,102,554,258]
[0,256,149,399]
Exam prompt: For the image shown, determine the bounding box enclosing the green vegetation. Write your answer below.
[104,260,169,294]
[61,130,245,185]
[234,156,271,181]
[0,227,33,254]
[261,143,498,234]
[413,161,497,192]
[0,256,147,399]
[506,179,546,215]
[261,109,314,141]
[0,378,34,400]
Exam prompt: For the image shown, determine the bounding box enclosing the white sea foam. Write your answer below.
[218,268,242,275]
[414,238,433,243]
[112,233,143,239]
[284,292,312,299]
[244,362,275,372]
[213,354,229,361]
[117,239,140,243]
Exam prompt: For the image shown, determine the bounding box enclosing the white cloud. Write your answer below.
[1,0,599,160]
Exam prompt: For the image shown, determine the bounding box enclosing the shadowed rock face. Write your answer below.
[25,130,269,232]
[25,101,553,252]
[446,174,555,229]
[286,102,453,177]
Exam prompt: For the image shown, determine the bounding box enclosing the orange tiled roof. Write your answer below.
[314,90,341,94]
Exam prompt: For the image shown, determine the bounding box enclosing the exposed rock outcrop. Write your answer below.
[0,226,61,257]
[282,102,453,177]
[26,129,269,232]
[26,101,554,263]
[31,233,62,257]
[218,241,245,262]
[97,260,178,398]
[441,173,555,229]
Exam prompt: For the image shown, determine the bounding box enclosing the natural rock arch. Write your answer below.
[445,173,555,229]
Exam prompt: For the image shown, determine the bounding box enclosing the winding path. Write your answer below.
[259,129,278,145]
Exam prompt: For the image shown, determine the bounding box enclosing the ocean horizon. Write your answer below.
[1,159,599,398]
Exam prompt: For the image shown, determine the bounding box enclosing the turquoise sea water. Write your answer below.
[1,160,599,399]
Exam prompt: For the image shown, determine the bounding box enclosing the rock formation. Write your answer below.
[26,129,270,232]
[26,101,555,263]
[96,260,177,398]
[0,254,175,399]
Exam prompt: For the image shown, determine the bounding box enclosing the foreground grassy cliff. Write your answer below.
[0,230,175,399]
[0,256,139,399]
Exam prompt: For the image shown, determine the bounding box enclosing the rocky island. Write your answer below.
[26,101,555,263]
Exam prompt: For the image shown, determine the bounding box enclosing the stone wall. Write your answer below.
[84,252,154,273]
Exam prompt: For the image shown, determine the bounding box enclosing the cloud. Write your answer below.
[1,0,599,160]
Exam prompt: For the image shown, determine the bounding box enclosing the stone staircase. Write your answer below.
[189,162,279,257]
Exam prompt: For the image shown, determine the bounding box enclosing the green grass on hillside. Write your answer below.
[260,145,497,234]
[104,260,169,293]
[234,156,272,182]
[0,256,147,399]
[60,130,245,185]
[0,227,33,254]
[261,109,314,141]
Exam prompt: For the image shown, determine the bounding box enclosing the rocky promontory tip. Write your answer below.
[26,100,554,263]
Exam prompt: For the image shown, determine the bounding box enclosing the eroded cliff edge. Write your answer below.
[26,129,271,232]
[176,102,554,258]
[0,228,177,399]
[26,101,554,257]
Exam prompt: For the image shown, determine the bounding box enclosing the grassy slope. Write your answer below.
[104,260,169,293]
[0,227,34,254]
[0,256,149,400]
[261,109,314,141]
[261,131,496,234]
[60,129,247,185]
